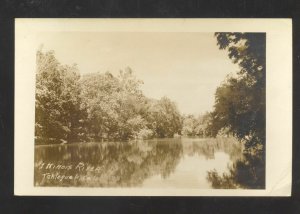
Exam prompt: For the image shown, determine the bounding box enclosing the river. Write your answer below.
[34,137,244,188]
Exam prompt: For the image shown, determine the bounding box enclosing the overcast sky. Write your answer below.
[38,32,239,115]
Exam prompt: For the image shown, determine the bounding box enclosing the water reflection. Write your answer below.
[34,137,260,188]
[206,153,265,189]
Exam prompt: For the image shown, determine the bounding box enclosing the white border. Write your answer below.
[14,19,292,196]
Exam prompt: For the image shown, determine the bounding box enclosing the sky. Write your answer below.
[38,32,239,115]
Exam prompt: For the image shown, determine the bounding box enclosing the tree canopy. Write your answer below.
[35,50,85,144]
[211,33,266,154]
[35,51,182,144]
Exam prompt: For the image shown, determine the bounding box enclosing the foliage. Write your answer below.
[146,97,182,138]
[35,50,85,144]
[181,113,213,137]
[80,69,182,141]
[35,51,182,144]
[211,33,266,154]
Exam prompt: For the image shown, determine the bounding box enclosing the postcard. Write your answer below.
[14,18,292,196]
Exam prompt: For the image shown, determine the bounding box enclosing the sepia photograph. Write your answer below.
[14,19,292,196]
[33,31,265,189]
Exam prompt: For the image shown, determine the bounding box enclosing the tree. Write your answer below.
[80,68,149,141]
[182,115,198,137]
[35,51,184,143]
[147,97,182,138]
[212,33,266,154]
[115,68,148,139]
[35,50,85,144]
[80,71,120,140]
[182,112,213,137]
[206,33,266,189]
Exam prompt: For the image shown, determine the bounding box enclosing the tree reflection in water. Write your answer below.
[206,152,265,189]
[182,137,265,189]
[34,137,264,188]
[34,139,183,187]
[181,137,243,162]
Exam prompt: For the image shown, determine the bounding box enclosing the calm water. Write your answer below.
[34,138,244,188]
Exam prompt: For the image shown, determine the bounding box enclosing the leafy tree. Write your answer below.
[182,112,213,137]
[35,50,85,144]
[115,68,147,139]
[182,115,198,137]
[147,97,182,138]
[36,51,184,143]
[80,71,120,140]
[212,33,266,154]
[80,68,150,141]
[206,33,266,189]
